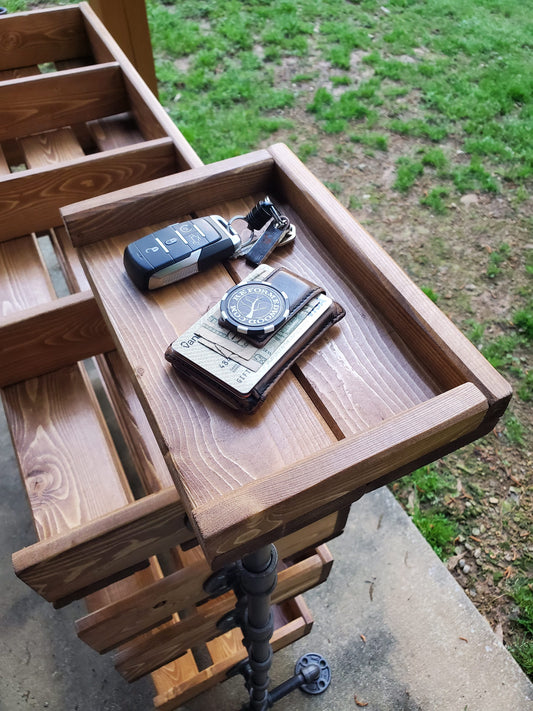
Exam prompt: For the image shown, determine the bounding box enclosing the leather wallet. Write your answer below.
[165,266,345,414]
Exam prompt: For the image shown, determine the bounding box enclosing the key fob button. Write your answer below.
[134,235,174,269]
[154,226,191,261]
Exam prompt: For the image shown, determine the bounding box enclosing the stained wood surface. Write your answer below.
[64,146,512,568]
[114,550,327,682]
[75,513,341,652]
[0,234,55,315]
[2,364,131,539]
[11,487,188,604]
[0,63,128,142]
[152,598,312,710]
[62,150,274,246]
[0,137,177,242]
[77,232,338,504]
[0,291,114,387]
[0,6,90,72]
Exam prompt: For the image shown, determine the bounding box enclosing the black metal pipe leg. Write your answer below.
[220,543,332,709]
[240,544,278,711]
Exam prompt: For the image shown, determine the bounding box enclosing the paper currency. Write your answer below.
[170,293,333,394]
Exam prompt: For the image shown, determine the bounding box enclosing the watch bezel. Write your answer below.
[219,281,290,336]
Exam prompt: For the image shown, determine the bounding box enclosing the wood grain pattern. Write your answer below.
[77,229,338,508]
[100,350,175,493]
[0,234,55,315]
[74,514,340,652]
[0,291,114,387]
[0,137,177,242]
[20,127,85,167]
[205,196,440,439]
[0,62,128,143]
[11,487,188,604]
[152,599,311,710]
[0,6,90,72]
[194,382,488,566]
[2,364,131,540]
[114,552,326,681]
[61,150,274,246]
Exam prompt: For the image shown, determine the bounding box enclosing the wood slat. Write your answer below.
[2,363,131,540]
[11,487,189,604]
[0,62,128,143]
[0,234,55,315]
[0,291,114,387]
[61,150,274,246]
[75,514,340,652]
[0,6,90,72]
[194,382,488,567]
[114,551,327,682]
[0,137,177,242]
[99,350,175,493]
[20,127,85,167]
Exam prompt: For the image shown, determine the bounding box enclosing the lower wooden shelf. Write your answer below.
[152,595,314,711]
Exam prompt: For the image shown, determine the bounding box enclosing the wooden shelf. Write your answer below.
[62,144,511,570]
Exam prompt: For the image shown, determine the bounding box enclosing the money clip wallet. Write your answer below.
[165,265,345,414]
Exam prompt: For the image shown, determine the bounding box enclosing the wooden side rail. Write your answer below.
[0,291,113,387]
[0,6,91,71]
[0,137,178,243]
[11,487,189,606]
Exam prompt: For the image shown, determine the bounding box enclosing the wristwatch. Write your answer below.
[219,267,324,346]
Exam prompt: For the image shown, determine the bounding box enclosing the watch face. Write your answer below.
[220,281,290,336]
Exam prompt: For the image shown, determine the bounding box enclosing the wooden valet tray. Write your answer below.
[61,143,511,569]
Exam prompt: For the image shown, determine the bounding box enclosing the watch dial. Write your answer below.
[220,282,289,334]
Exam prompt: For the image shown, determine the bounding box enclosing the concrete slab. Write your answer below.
[2,388,532,711]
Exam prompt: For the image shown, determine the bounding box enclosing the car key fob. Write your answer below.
[124,215,241,290]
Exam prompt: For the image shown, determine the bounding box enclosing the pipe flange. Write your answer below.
[295,653,331,695]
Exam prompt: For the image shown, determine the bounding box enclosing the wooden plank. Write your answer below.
[0,6,90,72]
[80,2,202,171]
[11,487,189,604]
[0,291,114,387]
[152,600,311,710]
[0,137,177,242]
[114,553,326,681]
[0,63,128,143]
[74,515,340,652]
[87,112,145,150]
[2,363,132,540]
[193,383,488,567]
[268,143,512,411]
[0,234,55,314]
[75,229,338,499]
[88,0,158,95]
[61,150,274,246]
[100,350,175,493]
[20,127,85,167]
